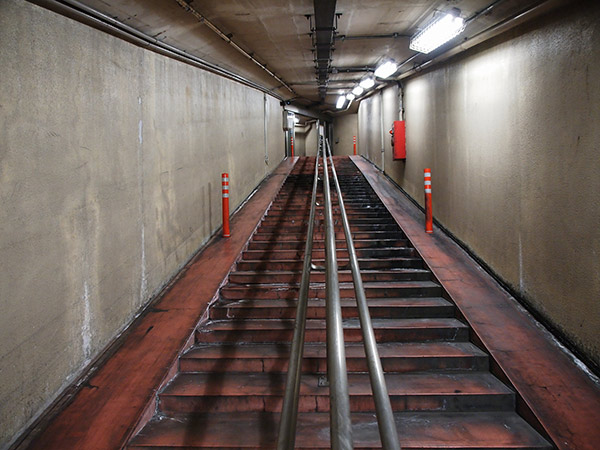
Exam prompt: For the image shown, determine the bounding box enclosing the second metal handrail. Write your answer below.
[325,139,401,450]
[322,137,354,450]
[277,149,321,450]
[277,137,400,450]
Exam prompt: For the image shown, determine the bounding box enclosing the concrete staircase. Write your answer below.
[127,157,552,449]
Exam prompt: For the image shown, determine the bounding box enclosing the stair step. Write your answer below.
[228,269,431,284]
[220,281,443,300]
[129,411,552,449]
[252,231,407,241]
[195,318,469,343]
[241,247,418,260]
[257,223,400,233]
[236,257,424,271]
[179,341,489,373]
[210,297,454,320]
[247,238,411,250]
[158,371,515,414]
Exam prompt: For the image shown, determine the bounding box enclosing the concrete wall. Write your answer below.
[332,114,358,156]
[0,0,284,446]
[305,122,319,157]
[359,2,600,368]
[357,87,401,169]
[358,85,401,170]
[293,123,311,157]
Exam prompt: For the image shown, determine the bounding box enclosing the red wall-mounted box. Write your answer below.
[392,120,406,160]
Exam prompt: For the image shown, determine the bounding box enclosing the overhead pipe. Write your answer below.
[30,0,286,100]
[312,0,338,101]
[172,0,296,95]
[336,33,409,41]
[330,66,375,74]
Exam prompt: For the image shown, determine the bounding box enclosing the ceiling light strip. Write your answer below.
[409,9,465,54]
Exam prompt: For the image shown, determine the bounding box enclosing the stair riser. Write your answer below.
[251,231,406,241]
[260,218,398,226]
[257,224,400,233]
[158,393,514,414]
[246,239,411,250]
[263,212,392,220]
[228,271,430,284]
[195,327,469,344]
[178,355,489,374]
[236,259,423,271]
[241,248,417,260]
[220,286,443,300]
[209,305,454,320]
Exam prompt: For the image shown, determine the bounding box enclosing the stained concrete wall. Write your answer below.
[305,122,319,157]
[0,0,284,446]
[293,123,311,157]
[332,114,358,156]
[359,2,600,368]
[357,85,401,170]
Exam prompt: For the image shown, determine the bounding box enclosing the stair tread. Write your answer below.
[214,297,452,308]
[129,411,552,449]
[223,281,440,288]
[200,317,467,331]
[184,340,485,357]
[232,269,430,275]
[240,257,420,262]
[161,371,513,397]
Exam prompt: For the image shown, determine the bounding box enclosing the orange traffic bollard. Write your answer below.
[424,168,433,234]
[353,135,357,155]
[291,135,294,157]
[222,173,231,238]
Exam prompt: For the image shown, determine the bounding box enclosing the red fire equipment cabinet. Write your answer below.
[390,120,406,160]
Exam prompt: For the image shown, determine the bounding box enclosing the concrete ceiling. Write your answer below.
[73,0,541,113]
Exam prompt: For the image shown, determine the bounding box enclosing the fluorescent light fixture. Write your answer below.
[336,95,347,109]
[359,77,375,89]
[352,85,364,96]
[374,60,398,79]
[346,93,356,101]
[409,9,465,54]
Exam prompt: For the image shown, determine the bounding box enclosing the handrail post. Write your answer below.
[322,136,354,450]
[325,140,401,450]
[277,151,321,450]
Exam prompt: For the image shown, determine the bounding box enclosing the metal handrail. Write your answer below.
[322,137,354,450]
[277,148,321,450]
[278,138,399,449]
[325,139,401,450]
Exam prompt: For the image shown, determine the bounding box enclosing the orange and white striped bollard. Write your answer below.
[291,135,294,157]
[222,173,231,238]
[353,135,357,155]
[424,168,433,234]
